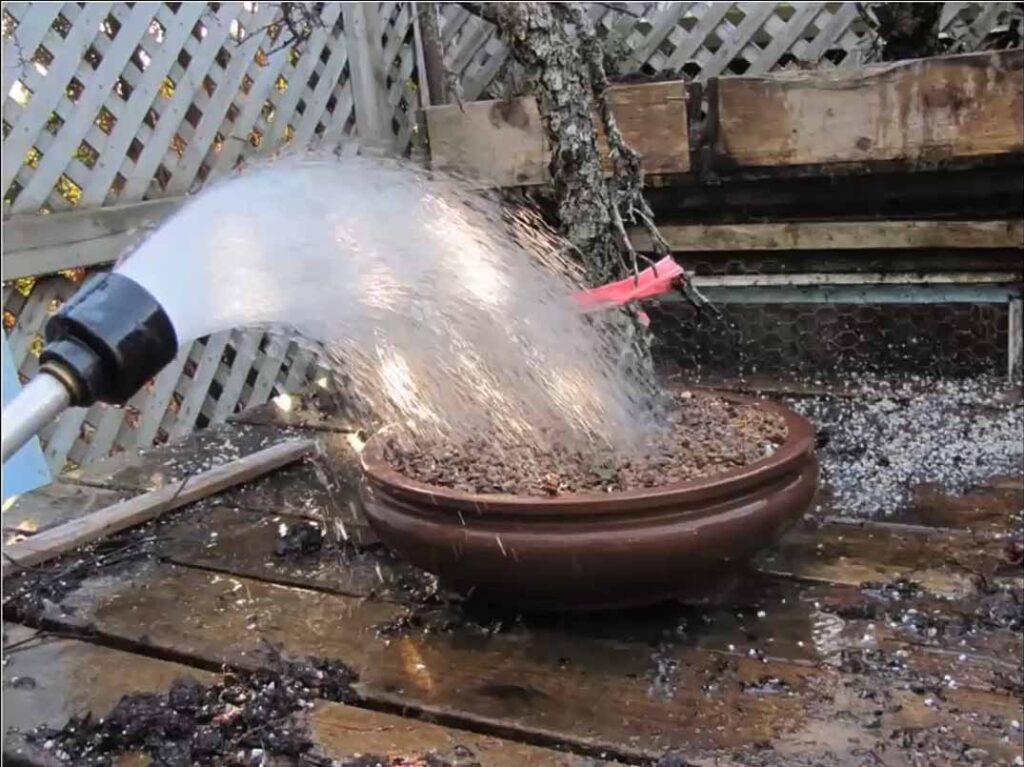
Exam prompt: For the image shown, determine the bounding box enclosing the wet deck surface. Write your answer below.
[3,392,1022,766]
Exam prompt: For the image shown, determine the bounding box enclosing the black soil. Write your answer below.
[384,393,787,496]
[27,653,357,766]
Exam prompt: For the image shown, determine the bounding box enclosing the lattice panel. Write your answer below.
[0,2,418,475]
[1,270,323,475]
[2,1,361,215]
[437,1,1023,102]
[378,1,420,152]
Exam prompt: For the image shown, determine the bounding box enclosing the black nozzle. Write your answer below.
[40,273,178,407]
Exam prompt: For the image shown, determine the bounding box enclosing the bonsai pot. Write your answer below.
[359,393,818,610]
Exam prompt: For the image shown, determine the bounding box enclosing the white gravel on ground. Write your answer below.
[786,376,1023,518]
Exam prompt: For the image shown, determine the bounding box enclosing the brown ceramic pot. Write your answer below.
[359,393,818,609]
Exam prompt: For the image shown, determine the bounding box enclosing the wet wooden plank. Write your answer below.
[214,431,365,521]
[3,482,131,539]
[307,704,623,767]
[61,422,301,492]
[159,505,403,597]
[755,519,1013,597]
[228,396,356,433]
[2,623,215,766]
[2,441,317,577]
[154,503,1020,694]
[716,50,1024,168]
[1,625,608,767]
[908,475,1024,531]
[43,562,1024,764]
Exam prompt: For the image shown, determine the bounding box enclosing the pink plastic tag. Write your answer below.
[571,256,685,311]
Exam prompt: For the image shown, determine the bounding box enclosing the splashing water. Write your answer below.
[116,151,654,448]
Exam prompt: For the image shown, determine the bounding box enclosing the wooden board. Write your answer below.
[716,50,1024,168]
[40,561,1023,765]
[7,395,1024,765]
[61,422,294,492]
[2,624,215,765]
[1,625,607,767]
[754,518,1014,597]
[908,474,1024,530]
[425,80,689,186]
[152,503,1021,692]
[2,439,316,575]
[633,219,1024,252]
[3,481,130,539]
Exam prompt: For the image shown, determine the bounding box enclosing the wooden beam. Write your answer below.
[1,438,315,576]
[689,271,1022,286]
[633,219,1024,251]
[715,50,1024,168]
[425,80,689,186]
[2,197,183,279]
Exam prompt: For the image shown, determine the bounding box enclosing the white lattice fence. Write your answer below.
[1,2,419,475]
[437,1,1023,102]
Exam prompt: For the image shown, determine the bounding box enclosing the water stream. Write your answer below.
[116,151,654,448]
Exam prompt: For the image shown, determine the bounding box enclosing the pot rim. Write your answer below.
[360,390,815,517]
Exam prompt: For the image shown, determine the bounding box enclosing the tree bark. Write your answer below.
[473,3,621,283]
[459,2,669,390]
[416,2,449,105]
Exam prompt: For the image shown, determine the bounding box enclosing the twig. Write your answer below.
[592,2,646,20]
[248,2,328,56]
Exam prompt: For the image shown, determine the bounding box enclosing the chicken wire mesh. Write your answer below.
[649,301,1011,381]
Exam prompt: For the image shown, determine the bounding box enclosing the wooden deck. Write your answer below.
[3,391,1023,767]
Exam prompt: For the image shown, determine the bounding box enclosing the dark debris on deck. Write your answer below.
[2,387,1023,767]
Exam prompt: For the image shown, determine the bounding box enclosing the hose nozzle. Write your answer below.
[2,273,178,465]
[41,272,178,407]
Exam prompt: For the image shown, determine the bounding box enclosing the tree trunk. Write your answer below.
[462,2,670,392]
[415,2,449,105]
[481,3,621,283]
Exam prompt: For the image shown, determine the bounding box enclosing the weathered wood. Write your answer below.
[635,219,1024,252]
[1,439,316,575]
[2,624,216,765]
[1,624,608,767]
[307,702,621,767]
[425,80,689,186]
[160,505,406,598]
[3,230,145,280]
[755,518,1012,597]
[62,422,291,491]
[1,481,130,537]
[44,561,1024,764]
[152,503,1022,693]
[716,50,1024,169]
[425,96,546,186]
